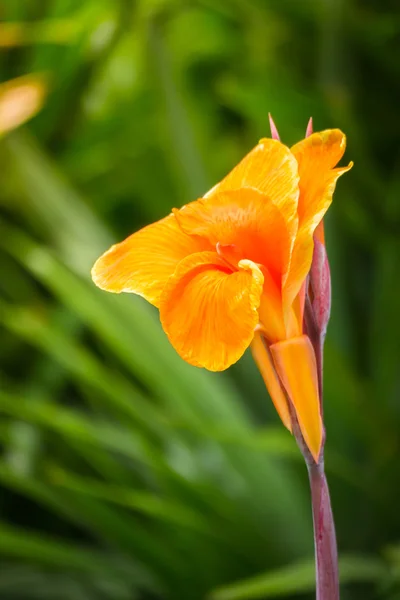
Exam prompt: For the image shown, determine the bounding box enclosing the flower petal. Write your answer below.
[251,332,292,431]
[160,252,264,371]
[291,129,352,231]
[91,214,209,307]
[284,130,352,309]
[257,266,300,342]
[270,335,323,462]
[282,230,313,312]
[205,138,300,240]
[174,188,292,281]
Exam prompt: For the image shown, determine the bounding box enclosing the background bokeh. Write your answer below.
[1,1,400,599]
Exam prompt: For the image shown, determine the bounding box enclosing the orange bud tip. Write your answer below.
[305,117,313,138]
[268,113,280,141]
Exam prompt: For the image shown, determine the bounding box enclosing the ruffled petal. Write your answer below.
[159,251,264,371]
[205,138,300,240]
[174,188,292,282]
[291,129,352,231]
[284,130,352,309]
[91,214,209,307]
[270,335,323,462]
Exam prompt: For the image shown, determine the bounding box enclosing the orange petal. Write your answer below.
[284,130,352,310]
[257,265,300,342]
[160,251,264,371]
[91,214,209,307]
[291,279,307,334]
[270,335,323,462]
[251,332,292,431]
[291,129,352,231]
[174,188,292,282]
[282,230,313,314]
[205,138,300,241]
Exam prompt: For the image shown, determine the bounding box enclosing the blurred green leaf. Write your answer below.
[210,555,387,600]
[0,521,124,574]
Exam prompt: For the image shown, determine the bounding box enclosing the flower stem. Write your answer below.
[307,459,339,600]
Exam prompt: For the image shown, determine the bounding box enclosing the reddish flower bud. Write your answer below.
[309,226,331,340]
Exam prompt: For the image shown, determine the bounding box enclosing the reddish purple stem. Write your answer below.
[301,256,339,599]
[307,460,339,600]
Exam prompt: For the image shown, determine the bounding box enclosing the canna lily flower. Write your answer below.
[92,124,352,462]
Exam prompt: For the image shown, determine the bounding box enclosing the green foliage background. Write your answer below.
[1,1,400,599]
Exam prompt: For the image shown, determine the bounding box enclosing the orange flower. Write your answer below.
[92,128,352,461]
